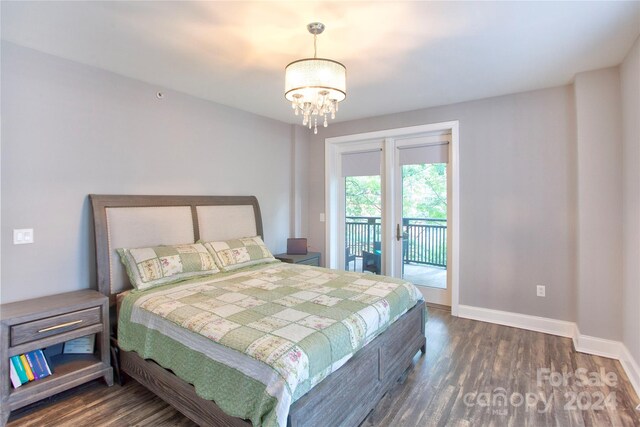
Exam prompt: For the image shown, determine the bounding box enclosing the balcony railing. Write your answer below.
[345,216,447,268]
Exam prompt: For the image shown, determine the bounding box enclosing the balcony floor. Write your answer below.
[348,258,447,289]
[403,263,447,289]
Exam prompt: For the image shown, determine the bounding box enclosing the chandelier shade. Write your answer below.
[284,23,346,134]
[284,58,346,103]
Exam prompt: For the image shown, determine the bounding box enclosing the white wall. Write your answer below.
[0,42,294,303]
[290,125,310,239]
[2,36,636,355]
[306,65,634,344]
[621,37,640,366]
[308,86,578,322]
[574,67,623,341]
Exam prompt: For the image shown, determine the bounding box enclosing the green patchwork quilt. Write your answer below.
[118,261,423,427]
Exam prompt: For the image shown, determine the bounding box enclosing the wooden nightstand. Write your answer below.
[274,251,321,266]
[1,290,113,425]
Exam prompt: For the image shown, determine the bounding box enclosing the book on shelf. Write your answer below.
[8,349,54,387]
[9,361,22,388]
[24,352,40,380]
[25,350,51,380]
[10,355,28,385]
[39,349,54,375]
[19,354,34,381]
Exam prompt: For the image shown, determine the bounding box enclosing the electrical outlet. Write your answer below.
[536,285,546,297]
[13,228,34,245]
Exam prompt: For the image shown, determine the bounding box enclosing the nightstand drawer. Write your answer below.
[298,258,320,266]
[10,307,101,347]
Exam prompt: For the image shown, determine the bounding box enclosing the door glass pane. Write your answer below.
[345,175,381,273]
[401,163,447,288]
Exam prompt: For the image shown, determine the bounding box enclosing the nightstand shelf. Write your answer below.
[274,251,321,266]
[1,290,113,425]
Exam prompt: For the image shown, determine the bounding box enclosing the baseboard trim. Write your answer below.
[457,304,640,400]
[457,305,575,338]
[425,302,451,312]
[620,344,640,399]
[573,327,622,359]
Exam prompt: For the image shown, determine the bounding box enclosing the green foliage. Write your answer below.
[344,164,447,219]
[402,164,447,219]
[345,176,381,217]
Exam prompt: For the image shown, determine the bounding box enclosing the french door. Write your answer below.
[327,123,457,309]
[392,135,451,306]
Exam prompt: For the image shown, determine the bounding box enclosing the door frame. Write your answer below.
[328,139,384,275]
[393,134,452,305]
[325,121,460,316]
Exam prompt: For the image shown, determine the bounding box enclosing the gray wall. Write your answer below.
[290,125,310,240]
[308,86,578,322]
[574,67,623,340]
[621,37,640,364]
[2,38,635,349]
[1,42,293,303]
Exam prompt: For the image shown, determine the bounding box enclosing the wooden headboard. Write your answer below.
[90,195,263,305]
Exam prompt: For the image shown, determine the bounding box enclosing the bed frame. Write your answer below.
[90,194,426,427]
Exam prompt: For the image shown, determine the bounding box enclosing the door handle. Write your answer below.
[396,224,402,241]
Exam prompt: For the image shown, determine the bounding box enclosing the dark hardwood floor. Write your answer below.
[8,307,640,426]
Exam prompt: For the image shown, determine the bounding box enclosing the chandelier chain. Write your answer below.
[313,34,317,59]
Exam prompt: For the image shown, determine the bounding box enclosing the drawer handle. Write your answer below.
[38,320,83,333]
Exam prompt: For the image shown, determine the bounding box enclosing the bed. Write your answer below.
[90,194,426,427]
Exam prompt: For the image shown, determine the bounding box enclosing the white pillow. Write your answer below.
[117,243,219,290]
[202,236,276,271]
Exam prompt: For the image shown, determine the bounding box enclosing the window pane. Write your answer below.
[345,175,381,273]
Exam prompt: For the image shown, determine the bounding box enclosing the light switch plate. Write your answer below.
[13,228,34,244]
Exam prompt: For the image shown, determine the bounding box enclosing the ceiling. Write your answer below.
[2,1,639,125]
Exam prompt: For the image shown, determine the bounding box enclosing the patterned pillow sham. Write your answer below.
[202,236,276,271]
[117,243,220,290]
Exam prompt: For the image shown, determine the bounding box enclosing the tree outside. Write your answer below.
[345,176,381,217]
[345,164,448,268]
[345,164,447,219]
[402,164,447,219]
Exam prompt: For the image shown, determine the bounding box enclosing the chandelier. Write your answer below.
[285,22,346,134]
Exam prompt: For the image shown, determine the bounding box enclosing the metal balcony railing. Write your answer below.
[345,216,447,268]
